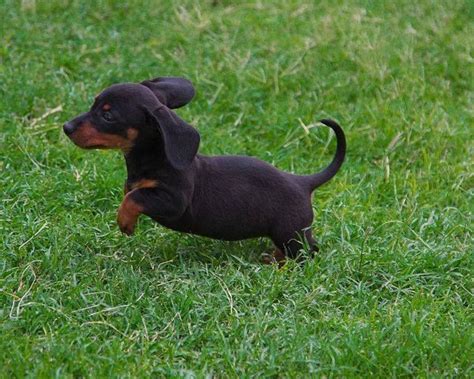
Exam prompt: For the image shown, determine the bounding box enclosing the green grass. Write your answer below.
[1,0,473,377]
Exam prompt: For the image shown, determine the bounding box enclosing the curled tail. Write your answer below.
[303,119,346,191]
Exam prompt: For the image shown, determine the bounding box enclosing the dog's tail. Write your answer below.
[300,119,346,191]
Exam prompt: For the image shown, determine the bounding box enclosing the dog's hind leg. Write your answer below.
[272,227,318,260]
[261,247,287,266]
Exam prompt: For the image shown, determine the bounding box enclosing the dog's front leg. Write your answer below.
[117,187,186,235]
[117,190,144,235]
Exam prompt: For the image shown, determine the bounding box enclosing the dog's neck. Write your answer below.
[124,142,170,182]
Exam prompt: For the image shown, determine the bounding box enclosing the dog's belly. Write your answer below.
[154,208,267,241]
[191,226,266,241]
[189,208,271,241]
[189,213,271,241]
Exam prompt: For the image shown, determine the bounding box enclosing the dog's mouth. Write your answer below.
[67,126,106,149]
[66,123,137,153]
[79,143,107,149]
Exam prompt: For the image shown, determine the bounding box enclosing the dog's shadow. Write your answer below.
[115,221,323,274]
[117,223,271,270]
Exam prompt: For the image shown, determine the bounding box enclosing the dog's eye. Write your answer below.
[103,111,113,122]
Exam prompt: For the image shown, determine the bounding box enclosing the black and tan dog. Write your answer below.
[64,77,346,263]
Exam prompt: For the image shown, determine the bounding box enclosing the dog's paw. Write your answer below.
[117,209,137,236]
[118,218,135,236]
[261,249,286,267]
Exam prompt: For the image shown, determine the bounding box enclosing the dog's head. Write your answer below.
[63,77,200,170]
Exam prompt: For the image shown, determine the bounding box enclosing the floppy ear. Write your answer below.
[141,77,195,109]
[147,106,200,170]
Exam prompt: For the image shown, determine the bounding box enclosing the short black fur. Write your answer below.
[64,76,346,262]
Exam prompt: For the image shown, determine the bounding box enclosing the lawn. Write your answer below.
[1,0,473,377]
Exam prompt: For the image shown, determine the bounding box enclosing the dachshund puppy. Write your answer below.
[64,77,346,262]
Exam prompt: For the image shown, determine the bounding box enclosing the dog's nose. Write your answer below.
[63,122,75,136]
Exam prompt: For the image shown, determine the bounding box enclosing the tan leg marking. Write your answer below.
[119,179,158,230]
[117,193,144,235]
